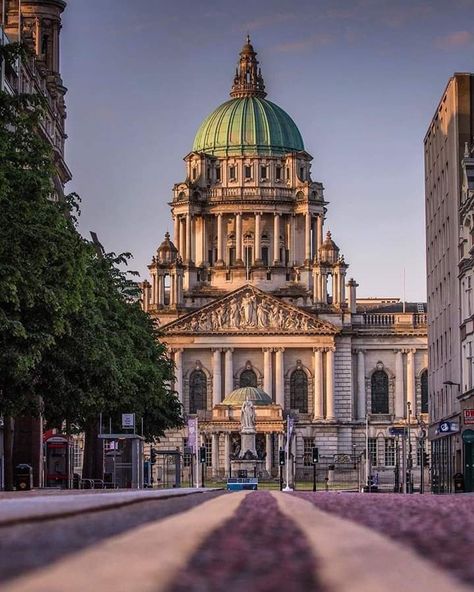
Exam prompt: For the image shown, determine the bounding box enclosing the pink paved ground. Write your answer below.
[296,492,474,586]
[170,491,323,592]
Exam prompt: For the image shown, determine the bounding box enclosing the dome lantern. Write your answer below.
[230,35,267,99]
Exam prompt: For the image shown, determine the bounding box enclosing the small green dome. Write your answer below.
[221,386,273,406]
[192,97,304,157]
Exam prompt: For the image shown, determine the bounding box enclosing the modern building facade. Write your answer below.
[143,39,428,488]
[424,73,474,492]
[0,0,69,489]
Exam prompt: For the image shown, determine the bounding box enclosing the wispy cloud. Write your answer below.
[243,13,297,31]
[274,33,334,54]
[435,30,473,49]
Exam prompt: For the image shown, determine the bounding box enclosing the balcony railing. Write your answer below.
[357,313,427,329]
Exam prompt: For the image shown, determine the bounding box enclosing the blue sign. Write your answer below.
[389,427,407,436]
[439,421,451,433]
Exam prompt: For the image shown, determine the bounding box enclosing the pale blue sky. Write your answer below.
[61,0,474,301]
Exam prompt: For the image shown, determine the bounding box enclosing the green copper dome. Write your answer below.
[221,387,273,406]
[192,97,304,156]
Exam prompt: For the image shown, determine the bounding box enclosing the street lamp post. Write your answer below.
[407,401,412,494]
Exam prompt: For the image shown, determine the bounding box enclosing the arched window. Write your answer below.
[189,370,207,414]
[421,370,428,413]
[371,370,389,414]
[290,369,308,413]
[240,369,257,388]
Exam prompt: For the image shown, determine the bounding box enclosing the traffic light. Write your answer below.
[423,451,430,465]
[312,447,319,464]
[279,449,285,466]
[199,446,206,464]
[150,448,157,464]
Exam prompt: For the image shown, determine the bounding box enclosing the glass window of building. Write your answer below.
[216,165,221,182]
[371,370,389,414]
[303,437,314,466]
[240,369,257,388]
[244,165,252,179]
[189,369,207,414]
[384,438,395,466]
[290,369,308,413]
[368,437,377,466]
[260,165,267,179]
[421,370,428,413]
[229,165,236,180]
[275,165,282,181]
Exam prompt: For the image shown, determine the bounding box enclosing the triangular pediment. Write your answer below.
[162,285,339,336]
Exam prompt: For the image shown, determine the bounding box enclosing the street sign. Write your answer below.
[389,427,407,436]
[464,409,474,425]
[121,413,135,429]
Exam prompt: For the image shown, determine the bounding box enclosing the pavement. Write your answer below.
[0,487,218,526]
[0,489,472,592]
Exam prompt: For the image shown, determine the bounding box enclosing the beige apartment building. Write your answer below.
[424,73,474,492]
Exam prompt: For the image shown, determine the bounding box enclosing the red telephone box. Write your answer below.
[44,434,73,488]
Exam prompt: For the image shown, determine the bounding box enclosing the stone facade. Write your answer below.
[143,39,428,487]
[424,73,474,492]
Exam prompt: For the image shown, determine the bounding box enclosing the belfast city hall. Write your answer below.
[141,38,428,483]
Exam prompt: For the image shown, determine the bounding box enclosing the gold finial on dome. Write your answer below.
[230,37,267,99]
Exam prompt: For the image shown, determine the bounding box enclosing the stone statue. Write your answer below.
[240,396,256,431]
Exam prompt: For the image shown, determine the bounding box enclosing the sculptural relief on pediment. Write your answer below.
[164,286,337,335]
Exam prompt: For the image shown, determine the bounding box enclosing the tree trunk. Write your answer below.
[3,416,15,491]
[82,418,103,480]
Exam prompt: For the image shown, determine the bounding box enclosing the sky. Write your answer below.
[61,0,474,301]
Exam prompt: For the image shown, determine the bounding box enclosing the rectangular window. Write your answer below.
[275,165,282,181]
[207,167,211,181]
[245,165,252,179]
[261,246,269,267]
[286,167,290,180]
[215,166,221,182]
[228,247,235,266]
[229,165,236,180]
[183,438,192,467]
[299,167,305,180]
[303,438,314,467]
[384,438,395,466]
[368,438,377,466]
[260,165,267,179]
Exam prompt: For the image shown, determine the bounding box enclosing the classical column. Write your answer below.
[211,433,219,478]
[263,348,273,397]
[174,348,183,405]
[186,213,192,263]
[179,216,186,261]
[169,275,176,306]
[173,215,180,252]
[275,348,285,407]
[357,350,366,420]
[156,274,163,306]
[216,213,224,265]
[407,349,416,413]
[273,213,280,265]
[224,433,231,477]
[265,433,272,474]
[224,348,234,396]
[200,216,207,266]
[235,212,243,264]
[316,214,323,256]
[151,272,157,305]
[395,350,405,418]
[212,348,222,405]
[305,212,312,263]
[325,347,335,420]
[313,348,323,419]
[332,272,339,305]
[254,212,262,264]
[290,215,296,265]
[311,216,317,260]
[321,271,328,302]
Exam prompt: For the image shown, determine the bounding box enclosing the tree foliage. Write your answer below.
[0,72,182,454]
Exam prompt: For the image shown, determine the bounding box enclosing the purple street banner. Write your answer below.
[187,417,198,453]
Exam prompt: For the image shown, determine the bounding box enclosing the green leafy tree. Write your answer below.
[0,84,90,488]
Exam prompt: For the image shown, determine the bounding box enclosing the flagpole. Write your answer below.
[195,418,200,489]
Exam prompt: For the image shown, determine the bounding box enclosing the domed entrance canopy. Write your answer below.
[221,386,273,406]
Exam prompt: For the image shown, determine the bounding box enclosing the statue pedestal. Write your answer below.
[231,459,265,479]
[240,429,257,457]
